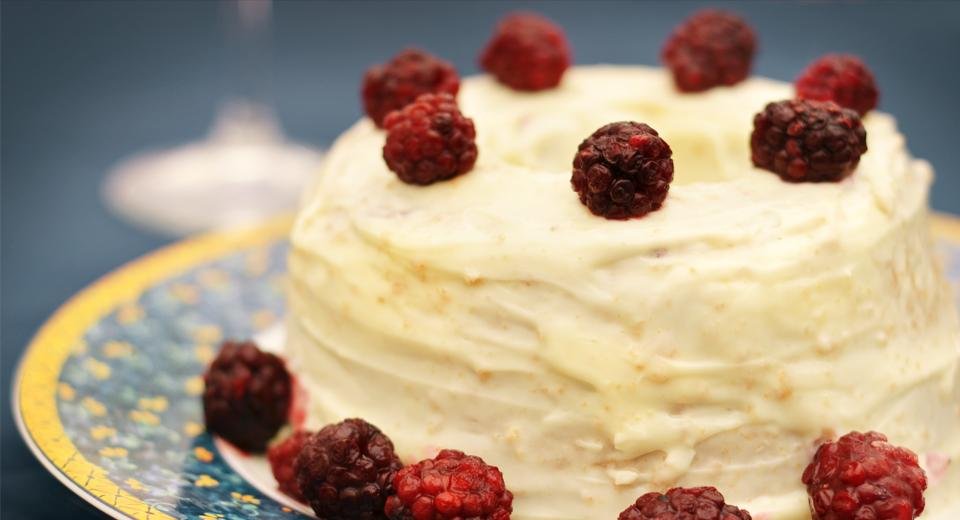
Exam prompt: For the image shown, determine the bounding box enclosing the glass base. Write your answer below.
[102,101,324,236]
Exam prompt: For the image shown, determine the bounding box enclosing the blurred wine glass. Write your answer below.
[102,0,323,236]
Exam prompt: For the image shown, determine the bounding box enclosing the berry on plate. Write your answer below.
[202,340,292,452]
[362,48,460,127]
[382,93,477,186]
[268,430,313,502]
[750,98,867,182]
[479,12,571,91]
[802,431,927,520]
[796,54,879,116]
[571,121,674,220]
[618,486,751,520]
[661,10,756,92]
[384,449,513,520]
[295,418,402,520]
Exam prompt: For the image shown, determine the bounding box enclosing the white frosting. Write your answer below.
[286,66,960,519]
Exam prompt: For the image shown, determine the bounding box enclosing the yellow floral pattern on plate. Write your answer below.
[13,216,301,519]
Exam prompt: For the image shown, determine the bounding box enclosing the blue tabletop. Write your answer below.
[2,2,959,518]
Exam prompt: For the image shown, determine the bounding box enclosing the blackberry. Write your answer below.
[479,12,571,91]
[802,431,927,520]
[796,54,879,116]
[750,98,867,182]
[619,487,752,520]
[202,340,291,452]
[295,418,402,520]
[268,430,312,501]
[571,121,674,219]
[362,48,460,127]
[661,10,756,92]
[382,93,477,185]
[385,450,513,520]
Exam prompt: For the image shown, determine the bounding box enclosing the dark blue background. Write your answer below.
[3,2,959,518]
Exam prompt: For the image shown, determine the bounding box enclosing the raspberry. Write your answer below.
[384,449,513,520]
[479,12,571,91]
[362,48,460,127]
[268,430,312,502]
[202,340,292,452]
[802,431,927,520]
[796,54,879,116]
[382,93,477,185]
[571,121,674,220]
[661,10,756,92]
[295,418,402,520]
[619,487,752,520]
[750,98,867,182]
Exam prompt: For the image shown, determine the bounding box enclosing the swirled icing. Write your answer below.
[286,66,960,519]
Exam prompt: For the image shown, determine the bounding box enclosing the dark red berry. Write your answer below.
[750,98,867,182]
[571,122,674,220]
[382,93,477,185]
[479,12,571,91]
[384,449,513,520]
[619,487,751,520]
[202,340,292,452]
[617,487,751,520]
[796,54,879,116]
[294,418,402,520]
[802,431,927,520]
[268,430,313,502]
[661,10,756,92]
[362,48,460,127]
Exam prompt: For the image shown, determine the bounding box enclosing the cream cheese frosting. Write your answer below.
[286,65,960,519]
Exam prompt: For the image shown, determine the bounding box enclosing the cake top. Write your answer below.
[356,9,880,228]
[303,65,920,280]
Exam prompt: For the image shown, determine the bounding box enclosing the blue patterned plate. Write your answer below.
[12,214,960,520]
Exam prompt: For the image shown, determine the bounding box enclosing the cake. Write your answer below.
[283,63,960,519]
[273,11,960,518]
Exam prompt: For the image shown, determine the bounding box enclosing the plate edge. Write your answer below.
[11,214,294,520]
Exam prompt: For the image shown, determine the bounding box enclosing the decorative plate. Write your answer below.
[13,214,960,520]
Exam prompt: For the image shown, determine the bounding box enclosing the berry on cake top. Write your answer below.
[751,98,867,182]
[661,10,757,92]
[479,12,572,91]
[571,122,674,219]
[362,48,461,127]
[382,92,477,185]
[796,54,880,116]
